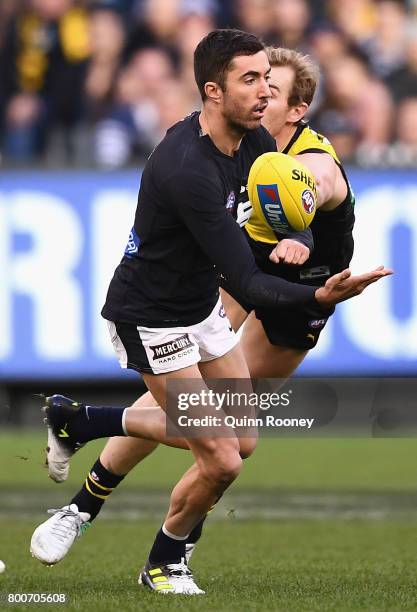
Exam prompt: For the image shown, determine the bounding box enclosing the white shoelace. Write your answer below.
[47,508,84,543]
[166,559,201,592]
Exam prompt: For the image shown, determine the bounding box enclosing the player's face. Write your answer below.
[262,65,296,138]
[221,51,271,132]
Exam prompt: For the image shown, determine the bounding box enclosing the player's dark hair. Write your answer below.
[194,29,265,101]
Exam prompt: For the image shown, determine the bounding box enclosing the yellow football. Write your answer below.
[247,152,317,233]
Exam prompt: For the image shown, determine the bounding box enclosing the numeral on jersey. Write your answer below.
[236,200,253,228]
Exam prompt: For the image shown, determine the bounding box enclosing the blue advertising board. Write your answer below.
[0,169,415,379]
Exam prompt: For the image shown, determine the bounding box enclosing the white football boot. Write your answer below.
[43,395,86,483]
[30,504,91,565]
[139,558,205,594]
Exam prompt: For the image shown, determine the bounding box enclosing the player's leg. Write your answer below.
[198,343,258,459]
[30,391,179,566]
[31,360,242,594]
[38,292,246,548]
[30,304,242,566]
[33,300,246,593]
[181,342,258,563]
[45,344,250,522]
[240,311,308,378]
[184,309,309,561]
[139,345,250,594]
[67,393,162,523]
[46,393,188,482]
[137,350,248,535]
[99,393,160,474]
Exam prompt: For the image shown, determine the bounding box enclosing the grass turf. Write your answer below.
[2,431,417,491]
[2,432,417,610]
[2,519,417,611]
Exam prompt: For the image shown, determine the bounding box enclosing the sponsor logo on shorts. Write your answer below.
[309,318,327,329]
[218,304,233,331]
[150,334,194,360]
[226,191,235,210]
[257,184,289,233]
[218,304,226,318]
[301,189,315,214]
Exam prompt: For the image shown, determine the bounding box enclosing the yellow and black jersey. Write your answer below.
[245,122,355,245]
[282,121,341,161]
[1,7,89,104]
[17,7,90,92]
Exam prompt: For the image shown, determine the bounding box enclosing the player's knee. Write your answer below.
[239,436,258,459]
[201,447,242,487]
[213,454,242,486]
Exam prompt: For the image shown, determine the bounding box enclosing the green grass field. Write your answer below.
[1,431,417,610]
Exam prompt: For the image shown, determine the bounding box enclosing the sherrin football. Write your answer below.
[247,152,317,233]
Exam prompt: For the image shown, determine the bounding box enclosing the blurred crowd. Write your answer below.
[1,0,417,168]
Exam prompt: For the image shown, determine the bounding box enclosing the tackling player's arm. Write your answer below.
[294,151,347,211]
[269,228,313,265]
[269,150,348,264]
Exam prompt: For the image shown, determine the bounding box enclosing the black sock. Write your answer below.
[70,406,126,443]
[148,525,188,565]
[187,516,206,544]
[70,458,125,520]
[187,494,222,545]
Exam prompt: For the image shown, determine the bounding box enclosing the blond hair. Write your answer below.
[266,47,319,107]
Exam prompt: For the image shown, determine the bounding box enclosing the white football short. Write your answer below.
[106,298,238,375]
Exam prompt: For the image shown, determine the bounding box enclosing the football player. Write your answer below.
[30,40,390,592]
[222,45,356,377]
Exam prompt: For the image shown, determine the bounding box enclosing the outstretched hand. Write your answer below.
[315,266,393,307]
[269,239,310,265]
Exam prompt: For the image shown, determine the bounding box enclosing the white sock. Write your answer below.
[162,523,189,541]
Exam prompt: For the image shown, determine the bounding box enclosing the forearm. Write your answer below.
[243,270,316,307]
[276,228,313,252]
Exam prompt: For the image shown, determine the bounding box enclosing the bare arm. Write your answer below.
[269,152,347,264]
[295,152,347,210]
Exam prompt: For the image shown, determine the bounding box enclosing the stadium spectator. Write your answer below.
[175,8,216,64]
[0,0,17,42]
[388,97,417,165]
[0,0,90,162]
[309,22,356,70]
[359,0,408,79]
[326,0,377,43]
[141,0,182,41]
[232,0,274,40]
[314,51,393,162]
[307,22,353,117]
[387,21,417,102]
[269,0,311,51]
[124,0,183,61]
[396,97,417,147]
[84,6,125,122]
[1,0,417,166]
[93,47,194,166]
[175,11,216,105]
